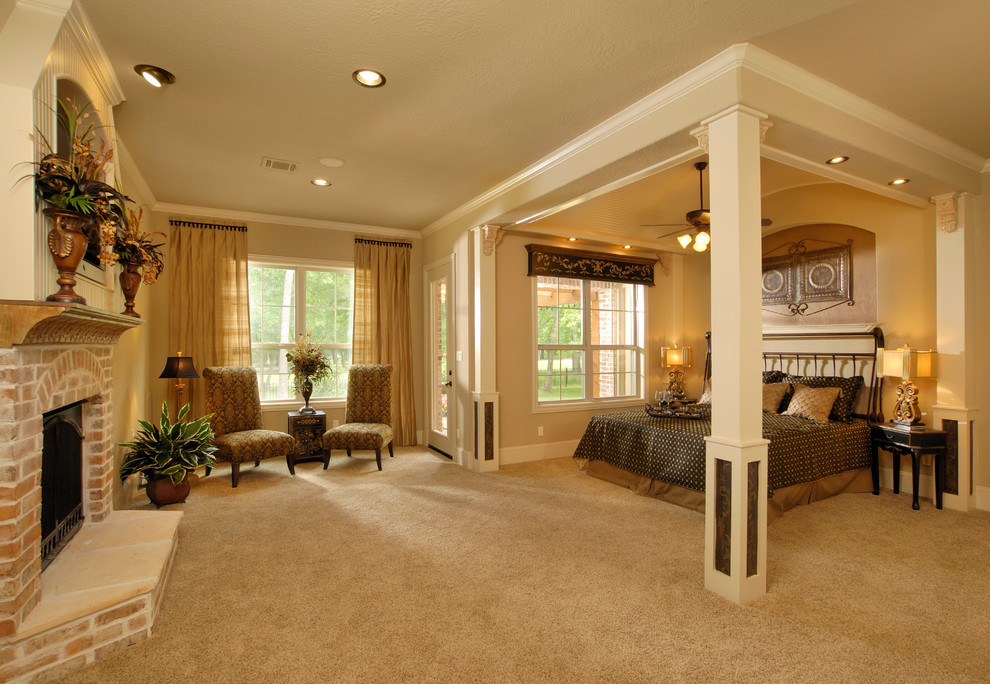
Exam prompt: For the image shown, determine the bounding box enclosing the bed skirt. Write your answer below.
[580,458,873,519]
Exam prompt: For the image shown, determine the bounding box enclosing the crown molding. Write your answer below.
[64,2,123,105]
[738,44,986,173]
[153,202,420,239]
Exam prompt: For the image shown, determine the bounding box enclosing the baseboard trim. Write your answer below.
[500,439,580,465]
[975,486,990,512]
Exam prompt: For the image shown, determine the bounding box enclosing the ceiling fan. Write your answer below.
[642,161,772,252]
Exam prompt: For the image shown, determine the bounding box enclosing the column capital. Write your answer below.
[691,106,772,153]
[473,224,506,256]
[931,193,959,233]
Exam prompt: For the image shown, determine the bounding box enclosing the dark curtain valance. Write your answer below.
[168,219,247,232]
[525,244,656,286]
[355,237,412,248]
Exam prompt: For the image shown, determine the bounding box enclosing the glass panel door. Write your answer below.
[427,260,455,456]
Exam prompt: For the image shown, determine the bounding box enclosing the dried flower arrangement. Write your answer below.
[106,208,166,285]
[285,332,334,392]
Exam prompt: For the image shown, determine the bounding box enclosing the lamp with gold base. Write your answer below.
[876,345,937,428]
[660,344,692,398]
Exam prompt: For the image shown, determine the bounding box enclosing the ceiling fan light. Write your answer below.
[677,234,692,249]
[695,230,710,246]
[693,241,708,252]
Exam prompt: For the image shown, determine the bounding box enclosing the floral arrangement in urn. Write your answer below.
[23,98,132,303]
[285,332,334,414]
[108,208,165,283]
[107,208,166,317]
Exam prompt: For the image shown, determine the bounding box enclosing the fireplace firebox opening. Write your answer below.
[41,399,87,570]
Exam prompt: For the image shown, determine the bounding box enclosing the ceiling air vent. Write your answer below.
[261,157,299,172]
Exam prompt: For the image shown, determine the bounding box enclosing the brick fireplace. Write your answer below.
[0,302,181,682]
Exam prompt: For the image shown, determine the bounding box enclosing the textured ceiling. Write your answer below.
[78,0,989,233]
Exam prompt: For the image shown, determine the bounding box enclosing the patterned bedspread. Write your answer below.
[572,410,871,495]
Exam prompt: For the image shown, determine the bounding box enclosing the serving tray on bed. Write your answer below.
[644,403,708,419]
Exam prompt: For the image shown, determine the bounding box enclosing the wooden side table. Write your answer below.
[287,410,326,464]
[871,423,946,510]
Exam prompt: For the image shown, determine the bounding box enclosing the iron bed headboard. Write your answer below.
[699,327,885,424]
[761,326,885,424]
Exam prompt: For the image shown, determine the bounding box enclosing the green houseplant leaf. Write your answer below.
[120,401,217,486]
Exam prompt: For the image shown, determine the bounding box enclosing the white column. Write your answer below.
[699,105,770,604]
[470,225,501,472]
[931,192,978,510]
[0,1,72,301]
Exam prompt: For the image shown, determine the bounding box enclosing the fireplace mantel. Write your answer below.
[0,300,142,347]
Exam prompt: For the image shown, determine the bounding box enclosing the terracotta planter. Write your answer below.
[44,207,94,304]
[119,261,142,317]
[145,473,191,508]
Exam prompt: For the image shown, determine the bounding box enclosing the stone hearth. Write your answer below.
[0,302,180,682]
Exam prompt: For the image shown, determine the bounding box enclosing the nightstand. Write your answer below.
[287,410,326,464]
[871,423,946,510]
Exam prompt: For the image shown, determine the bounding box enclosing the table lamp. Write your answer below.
[159,351,199,398]
[876,345,937,427]
[660,344,691,398]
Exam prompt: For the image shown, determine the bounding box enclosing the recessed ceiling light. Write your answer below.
[352,69,386,87]
[888,178,910,186]
[134,64,175,87]
[319,157,345,168]
[623,245,631,249]
[311,178,331,187]
[568,237,577,242]
[826,156,849,165]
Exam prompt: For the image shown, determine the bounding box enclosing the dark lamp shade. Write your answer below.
[159,356,200,379]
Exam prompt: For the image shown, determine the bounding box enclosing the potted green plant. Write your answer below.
[24,98,130,303]
[107,207,165,317]
[286,331,334,414]
[119,401,217,507]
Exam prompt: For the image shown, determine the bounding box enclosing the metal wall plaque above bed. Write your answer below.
[762,239,852,316]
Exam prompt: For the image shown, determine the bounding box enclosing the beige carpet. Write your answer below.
[56,448,990,683]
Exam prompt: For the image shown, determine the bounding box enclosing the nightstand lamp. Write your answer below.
[660,344,691,398]
[876,345,937,426]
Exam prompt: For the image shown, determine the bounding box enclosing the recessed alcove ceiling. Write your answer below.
[78,0,990,235]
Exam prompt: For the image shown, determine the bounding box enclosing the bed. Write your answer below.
[574,328,885,516]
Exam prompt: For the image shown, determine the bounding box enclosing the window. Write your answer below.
[535,276,645,405]
[248,261,353,402]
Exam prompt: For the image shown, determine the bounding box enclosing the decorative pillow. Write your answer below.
[783,384,841,423]
[782,375,864,422]
[763,370,786,384]
[697,384,712,405]
[762,383,791,413]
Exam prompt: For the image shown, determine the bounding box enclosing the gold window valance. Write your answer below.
[525,244,656,286]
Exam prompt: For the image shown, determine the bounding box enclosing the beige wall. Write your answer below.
[111,144,169,508]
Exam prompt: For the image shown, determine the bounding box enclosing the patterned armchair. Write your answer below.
[322,364,393,471]
[202,366,298,487]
